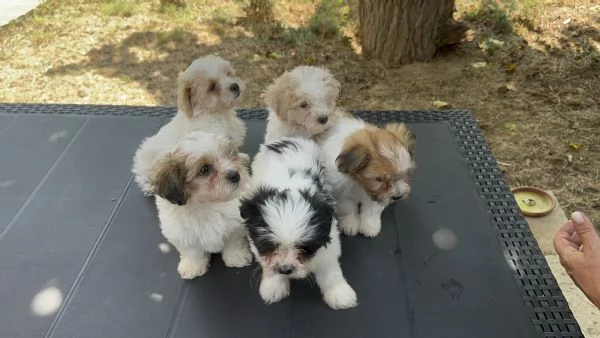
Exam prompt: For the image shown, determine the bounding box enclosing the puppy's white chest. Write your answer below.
[158,200,242,253]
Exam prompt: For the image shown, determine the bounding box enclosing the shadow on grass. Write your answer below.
[45,0,353,106]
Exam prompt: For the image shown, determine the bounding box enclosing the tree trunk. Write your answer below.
[358,0,460,66]
[245,0,274,24]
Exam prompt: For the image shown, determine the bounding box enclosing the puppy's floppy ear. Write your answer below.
[262,73,294,121]
[336,145,370,174]
[151,157,188,206]
[239,198,259,221]
[385,123,416,156]
[239,152,250,168]
[322,69,341,104]
[177,72,193,118]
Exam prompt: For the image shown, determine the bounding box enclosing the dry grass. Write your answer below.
[1,0,599,224]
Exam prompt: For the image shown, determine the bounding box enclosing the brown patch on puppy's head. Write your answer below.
[385,123,416,156]
[177,55,243,118]
[336,122,416,203]
[150,132,250,205]
[262,66,341,137]
[151,155,188,206]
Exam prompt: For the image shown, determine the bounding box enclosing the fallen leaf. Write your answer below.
[562,18,572,25]
[304,56,316,64]
[471,62,487,68]
[504,63,517,73]
[505,82,517,91]
[479,38,505,53]
[504,122,517,132]
[489,38,504,47]
[432,100,450,109]
[266,51,282,59]
[569,143,582,151]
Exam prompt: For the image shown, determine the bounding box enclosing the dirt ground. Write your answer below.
[0,0,598,225]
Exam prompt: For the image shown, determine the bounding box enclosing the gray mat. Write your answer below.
[0,104,582,338]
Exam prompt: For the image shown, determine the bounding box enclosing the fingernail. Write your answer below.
[572,211,585,225]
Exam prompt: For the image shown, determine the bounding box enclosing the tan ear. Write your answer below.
[151,157,188,206]
[239,152,250,168]
[177,72,193,118]
[385,123,416,156]
[336,144,370,174]
[262,73,293,121]
[323,70,341,104]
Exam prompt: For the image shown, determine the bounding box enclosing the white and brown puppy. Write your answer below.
[262,66,341,143]
[319,114,416,238]
[133,55,247,195]
[149,131,252,279]
[240,137,357,310]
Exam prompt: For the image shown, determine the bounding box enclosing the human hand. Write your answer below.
[553,211,600,308]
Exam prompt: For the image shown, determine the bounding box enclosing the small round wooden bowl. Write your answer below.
[511,186,556,217]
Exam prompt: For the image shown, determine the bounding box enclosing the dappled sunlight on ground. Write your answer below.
[30,282,63,317]
[432,227,459,251]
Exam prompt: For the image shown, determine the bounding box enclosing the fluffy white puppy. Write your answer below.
[240,137,357,310]
[149,131,252,279]
[319,113,416,238]
[133,55,247,195]
[262,66,341,143]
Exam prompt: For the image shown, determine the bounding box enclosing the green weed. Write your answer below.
[100,0,135,18]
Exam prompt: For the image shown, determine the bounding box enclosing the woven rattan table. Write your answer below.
[0,104,583,338]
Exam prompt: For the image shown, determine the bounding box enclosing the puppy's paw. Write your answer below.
[177,256,210,279]
[222,246,252,268]
[359,216,382,238]
[338,214,360,236]
[323,282,358,310]
[259,277,290,304]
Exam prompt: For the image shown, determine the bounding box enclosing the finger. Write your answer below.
[569,231,582,247]
[555,220,580,248]
[557,220,576,236]
[555,236,581,255]
[571,211,600,245]
[554,226,582,256]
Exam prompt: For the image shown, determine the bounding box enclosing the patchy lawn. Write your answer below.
[1,0,599,224]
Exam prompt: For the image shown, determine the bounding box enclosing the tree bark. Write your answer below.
[358,0,459,66]
[245,0,274,24]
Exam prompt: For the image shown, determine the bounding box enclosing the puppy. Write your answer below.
[240,137,357,310]
[319,114,416,238]
[149,131,252,279]
[133,55,247,195]
[262,66,341,143]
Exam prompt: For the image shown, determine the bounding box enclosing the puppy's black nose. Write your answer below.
[229,83,240,93]
[392,194,404,201]
[317,115,328,124]
[277,265,294,275]
[226,171,240,183]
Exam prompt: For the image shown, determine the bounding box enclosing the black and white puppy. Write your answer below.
[240,137,357,310]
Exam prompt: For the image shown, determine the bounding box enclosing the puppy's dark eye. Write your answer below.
[299,101,309,109]
[198,165,212,176]
[375,177,384,182]
[208,82,217,92]
[298,245,319,259]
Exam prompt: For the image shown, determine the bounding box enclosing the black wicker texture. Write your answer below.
[0,103,583,337]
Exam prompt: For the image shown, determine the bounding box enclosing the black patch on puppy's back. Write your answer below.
[265,139,298,154]
[288,165,326,191]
